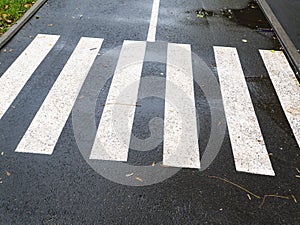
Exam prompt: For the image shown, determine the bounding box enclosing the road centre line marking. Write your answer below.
[15,37,103,154]
[0,34,60,120]
[260,50,300,148]
[214,46,275,176]
[147,0,160,42]
[163,43,200,169]
[89,40,146,161]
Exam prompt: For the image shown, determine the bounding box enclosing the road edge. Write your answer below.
[0,0,47,50]
[257,0,300,74]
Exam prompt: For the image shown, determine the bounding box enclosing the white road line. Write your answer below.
[214,46,275,176]
[89,40,146,161]
[15,37,103,155]
[147,0,160,42]
[0,34,60,120]
[260,50,300,148]
[163,43,200,169]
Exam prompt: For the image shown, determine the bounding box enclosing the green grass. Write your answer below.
[0,0,35,35]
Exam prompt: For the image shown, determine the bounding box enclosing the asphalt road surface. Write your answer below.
[265,0,300,51]
[0,0,300,224]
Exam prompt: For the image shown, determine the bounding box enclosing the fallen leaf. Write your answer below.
[197,14,205,18]
[2,14,12,23]
[270,50,276,53]
[1,152,4,156]
[160,164,170,168]
[6,171,11,177]
[135,177,143,182]
[24,3,33,8]
[292,195,297,203]
[152,161,156,167]
[126,173,134,177]
[247,194,252,200]
[4,5,9,10]
[296,175,300,179]
[47,24,53,27]
[242,39,248,43]
[286,106,300,116]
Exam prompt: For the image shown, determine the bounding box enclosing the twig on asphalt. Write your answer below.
[258,194,289,208]
[208,176,261,199]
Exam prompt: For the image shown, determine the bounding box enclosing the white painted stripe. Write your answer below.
[147,0,160,42]
[15,37,103,154]
[260,50,300,147]
[214,46,275,176]
[163,43,200,168]
[0,34,60,120]
[90,41,146,161]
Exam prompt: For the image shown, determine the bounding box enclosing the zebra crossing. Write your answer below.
[1,34,299,176]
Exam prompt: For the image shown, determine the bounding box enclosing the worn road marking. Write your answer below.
[0,34,59,120]
[260,50,300,148]
[163,43,200,169]
[147,0,160,42]
[15,37,103,154]
[214,46,275,176]
[90,40,146,161]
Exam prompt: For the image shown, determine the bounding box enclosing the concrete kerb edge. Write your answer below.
[257,0,300,74]
[0,0,48,50]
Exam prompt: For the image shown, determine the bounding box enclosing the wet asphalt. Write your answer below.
[265,0,300,51]
[0,0,300,224]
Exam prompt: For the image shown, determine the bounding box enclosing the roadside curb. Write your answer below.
[0,0,47,50]
[257,0,300,74]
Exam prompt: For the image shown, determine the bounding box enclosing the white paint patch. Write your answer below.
[147,0,160,42]
[0,34,60,120]
[89,41,146,161]
[163,43,200,169]
[214,46,275,176]
[260,50,300,148]
[15,37,103,154]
